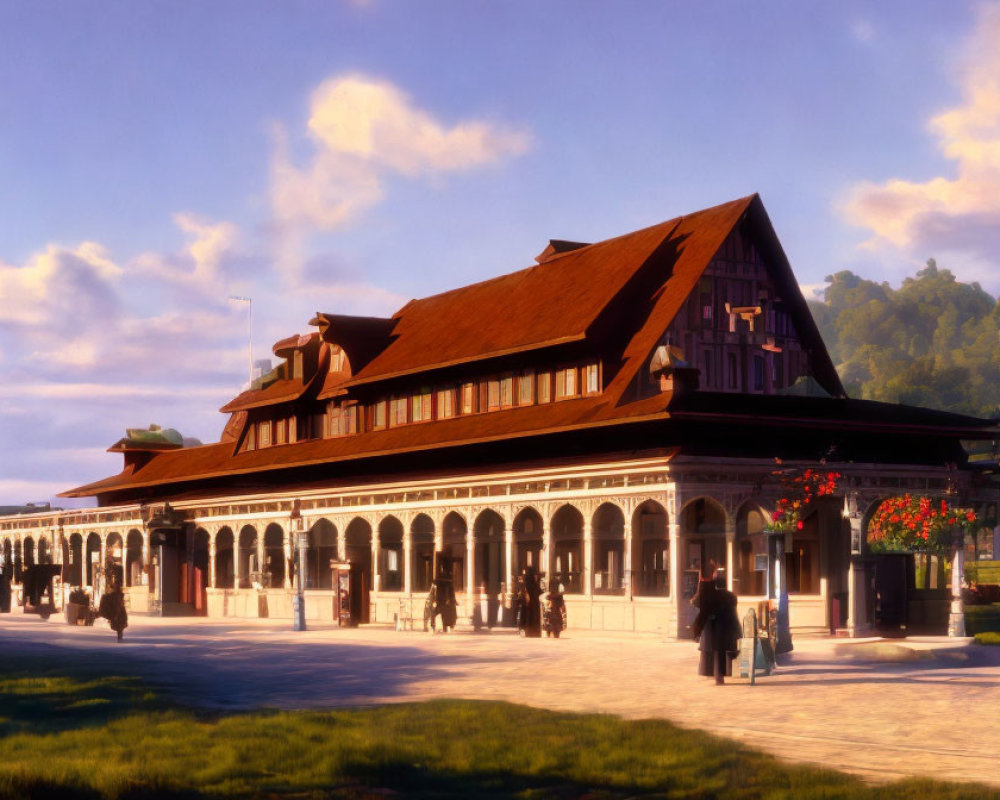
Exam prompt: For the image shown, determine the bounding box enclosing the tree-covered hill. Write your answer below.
[807,260,1000,419]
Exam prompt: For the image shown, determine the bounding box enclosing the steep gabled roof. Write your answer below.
[344,196,757,387]
[63,195,882,502]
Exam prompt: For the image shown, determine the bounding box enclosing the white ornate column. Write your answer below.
[466,524,475,618]
[948,527,967,637]
[539,517,551,583]
[142,531,151,585]
[845,491,866,637]
[433,518,444,553]
[372,524,381,593]
[583,519,593,597]
[208,529,217,589]
[334,518,347,565]
[725,519,736,592]
[403,531,412,595]
[283,527,293,589]
[504,524,514,593]
[256,528,265,584]
[622,505,633,597]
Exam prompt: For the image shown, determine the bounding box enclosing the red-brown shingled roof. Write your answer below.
[62,194,862,501]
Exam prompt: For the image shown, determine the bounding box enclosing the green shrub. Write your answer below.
[974,631,1000,646]
[964,603,1000,635]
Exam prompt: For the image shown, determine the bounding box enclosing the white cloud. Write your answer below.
[270,74,531,276]
[133,212,243,298]
[844,6,1000,285]
[306,75,532,176]
[0,242,121,328]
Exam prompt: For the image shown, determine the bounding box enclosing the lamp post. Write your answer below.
[291,502,307,632]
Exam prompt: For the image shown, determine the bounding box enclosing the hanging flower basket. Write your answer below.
[867,495,976,555]
[769,469,841,534]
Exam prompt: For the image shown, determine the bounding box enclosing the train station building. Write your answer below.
[2,194,996,636]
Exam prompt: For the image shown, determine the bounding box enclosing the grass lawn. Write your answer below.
[0,654,997,800]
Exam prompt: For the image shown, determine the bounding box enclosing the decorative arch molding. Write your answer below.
[472,506,509,532]
[678,495,731,532]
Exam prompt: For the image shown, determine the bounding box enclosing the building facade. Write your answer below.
[2,195,996,636]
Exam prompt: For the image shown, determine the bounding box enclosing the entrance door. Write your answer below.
[348,562,369,624]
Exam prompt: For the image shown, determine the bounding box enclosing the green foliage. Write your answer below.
[2,654,998,799]
[966,561,1000,585]
[975,631,1000,646]
[809,260,1000,417]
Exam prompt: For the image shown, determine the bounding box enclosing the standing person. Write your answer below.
[0,565,11,613]
[543,583,567,638]
[521,567,542,638]
[423,584,438,632]
[692,574,741,685]
[98,558,128,642]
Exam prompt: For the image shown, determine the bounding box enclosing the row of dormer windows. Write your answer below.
[245,361,602,450]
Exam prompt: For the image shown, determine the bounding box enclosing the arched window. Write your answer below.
[513,507,543,574]
[592,503,625,595]
[549,505,583,594]
[378,516,404,592]
[214,528,234,589]
[632,500,669,597]
[263,524,285,588]
[680,498,727,580]
[410,514,435,593]
[735,504,767,596]
[474,509,506,594]
[126,530,145,587]
[238,526,257,588]
[441,512,467,592]
[308,519,337,590]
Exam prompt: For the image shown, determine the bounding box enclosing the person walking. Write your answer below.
[692,574,741,684]
[97,558,128,641]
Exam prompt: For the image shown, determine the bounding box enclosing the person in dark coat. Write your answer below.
[98,558,128,641]
[520,567,542,637]
[0,566,11,613]
[692,574,741,685]
[543,583,567,638]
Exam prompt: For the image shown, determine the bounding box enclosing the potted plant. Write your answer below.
[866,495,977,634]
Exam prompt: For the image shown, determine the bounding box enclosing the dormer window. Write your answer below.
[537,371,552,403]
[437,387,456,419]
[519,370,535,405]
[461,382,476,414]
[412,388,432,422]
[500,375,514,409]
[555,367,577,399]
[258,420,271,448]
[487,379,500,411]
[373,400,387,430]
[583,363,600,395]
[391,397,408,426]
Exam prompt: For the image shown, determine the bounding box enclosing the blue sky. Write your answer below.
[2,1,999,506]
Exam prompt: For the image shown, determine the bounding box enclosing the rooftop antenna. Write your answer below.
[228,296,253,389]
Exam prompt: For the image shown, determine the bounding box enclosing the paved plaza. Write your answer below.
[1,612,998,788]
